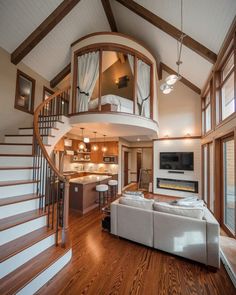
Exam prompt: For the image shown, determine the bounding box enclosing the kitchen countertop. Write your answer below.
[69,174,112,185]
[64,170,117,176]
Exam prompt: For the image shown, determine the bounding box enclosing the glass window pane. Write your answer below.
[17,75,33,111]
[202,111,205,134]
[136,58,151,118]
[209,143,214,212]
[223,53,234,80]
[222,72,235,120]
[203,145,208,203]
[223,139,235,234]
[205,105,211,132]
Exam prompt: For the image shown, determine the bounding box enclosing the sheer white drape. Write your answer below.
[77,51,99,112]
[128,55,150,118]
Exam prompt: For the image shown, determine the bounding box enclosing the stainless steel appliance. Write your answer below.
[103,156,118,163]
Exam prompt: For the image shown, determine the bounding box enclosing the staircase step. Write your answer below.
[0,209,47,231]
[0,155,33,167]
[0,179,38,187]
[4,134,55,144]
[0,226,55,263]
[0,143,33,155]
[0,167,36,181]
[19,127,59,135]
[0,193,39,206]
[0,244,71,295]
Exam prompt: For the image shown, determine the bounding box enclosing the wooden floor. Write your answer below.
[37,207,236,295]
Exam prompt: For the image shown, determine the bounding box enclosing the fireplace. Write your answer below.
[157,178,198,193]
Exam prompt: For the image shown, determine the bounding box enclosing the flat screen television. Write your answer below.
[160,152,194,171]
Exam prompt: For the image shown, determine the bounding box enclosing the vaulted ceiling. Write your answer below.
[0,0,235,90]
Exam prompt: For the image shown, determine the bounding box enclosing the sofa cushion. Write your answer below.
[123,191,144,198]
[153,202,204,220]
[119,197,154,210]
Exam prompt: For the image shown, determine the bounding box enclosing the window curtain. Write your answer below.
[128,55,150,118]
[77,51,99,112]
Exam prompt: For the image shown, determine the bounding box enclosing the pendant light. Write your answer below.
[102,135,107,153]
[160,0,185,94]
[78,128,86,151]
[92,131,98,151]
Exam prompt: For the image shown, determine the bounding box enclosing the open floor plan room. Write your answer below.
[0,1,236,294]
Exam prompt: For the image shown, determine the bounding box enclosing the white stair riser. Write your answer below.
[19,128,56,136]
[0,145,32,154]
[0,215,47,245]
[0,169,34,181]
[0,234,56,279]
[0,156,33,167]
[0,183,36,198]
[5,136,33,144]
[0,198,43,219]
[17,249,72,295]
[4,136,53,145]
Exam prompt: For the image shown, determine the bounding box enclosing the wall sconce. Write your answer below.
[115,75,129,89]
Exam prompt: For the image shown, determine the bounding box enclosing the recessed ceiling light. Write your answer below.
[137,138,140,141]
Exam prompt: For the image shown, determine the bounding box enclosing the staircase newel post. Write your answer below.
[61,176,70,248]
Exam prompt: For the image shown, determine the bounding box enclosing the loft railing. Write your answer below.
[33,86,71,247]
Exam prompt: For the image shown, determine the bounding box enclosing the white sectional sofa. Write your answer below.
[111,198,220,269]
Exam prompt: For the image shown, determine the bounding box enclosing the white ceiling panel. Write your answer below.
[0,0,62,52]
[135,0,236,53]
[22,0,110,80]
[111,0,213,88]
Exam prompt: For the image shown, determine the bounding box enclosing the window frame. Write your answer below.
[14,69,35,115]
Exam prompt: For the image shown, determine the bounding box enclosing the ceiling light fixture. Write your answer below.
[160,0,185,94]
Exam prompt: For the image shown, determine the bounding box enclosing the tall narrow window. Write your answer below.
[15,70,35,114]
[209,143,214,212]
[220,52,235,121]
[202,86,212,135]
[202,145,208,204]
[222,137,235,235]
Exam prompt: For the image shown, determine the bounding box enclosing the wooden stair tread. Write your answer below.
[0,226,55,262]
[0,179,38,187]
[0,154,33,157]
[19,127,59,130]
[0,143,32,146]
[0,244,70,295]
[0,193,39,206]
[0,209,47,231]
[0,166,36,170]
[5,134,55,137]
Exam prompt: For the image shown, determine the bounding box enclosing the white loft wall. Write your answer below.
[158,71,201,138]
[0,47,55,141]
[153,138,201,198]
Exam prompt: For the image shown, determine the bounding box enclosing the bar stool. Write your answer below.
[108,179,118,200]
[96,184,109,210]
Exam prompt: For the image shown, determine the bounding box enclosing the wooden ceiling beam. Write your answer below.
[11,0,81,65]
[160,62,201,94]
[50,63,71,88]
[101,0,118,32]
[116,0,217,64]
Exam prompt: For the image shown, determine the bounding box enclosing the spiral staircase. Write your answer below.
[0,87,72,295]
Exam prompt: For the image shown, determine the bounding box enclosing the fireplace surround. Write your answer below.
[157,178,198,193]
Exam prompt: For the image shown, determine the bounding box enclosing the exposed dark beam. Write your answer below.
[101,0,118,32]
[11,0,81,65]
[116,0,217,64]
[50,63,71,88]
[160,62,201,95]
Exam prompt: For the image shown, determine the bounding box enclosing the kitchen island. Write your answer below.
[69,174,112,214]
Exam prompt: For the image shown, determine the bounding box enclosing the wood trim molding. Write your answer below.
[160,62,201,94]
[11,0,81,65]
[115,0,217,64]
[154,136,201,141]
[101,0,118,32]
[50,63,71,88]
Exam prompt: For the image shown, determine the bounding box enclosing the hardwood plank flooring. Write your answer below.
[37,208,236,295]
